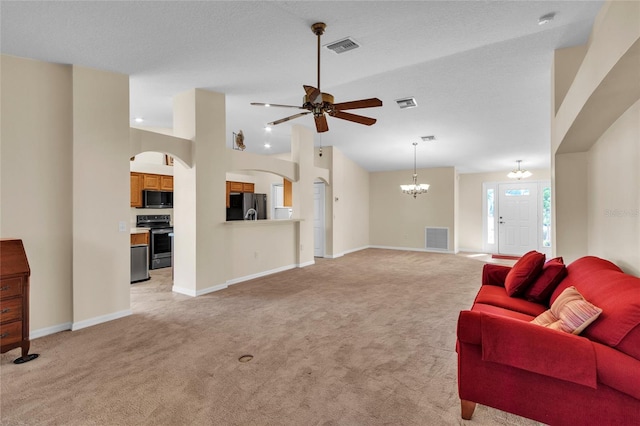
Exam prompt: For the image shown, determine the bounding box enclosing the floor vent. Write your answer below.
[425,227,449,251]
[325,37,360,54]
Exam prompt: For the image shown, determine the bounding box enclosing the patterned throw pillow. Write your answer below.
[531,286,602,334]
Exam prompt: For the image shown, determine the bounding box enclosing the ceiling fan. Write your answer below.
[251,22,383,133]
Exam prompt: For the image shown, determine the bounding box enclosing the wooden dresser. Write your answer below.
[0,239,38,364]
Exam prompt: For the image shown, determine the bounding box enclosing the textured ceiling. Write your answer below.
[0,1,603,173]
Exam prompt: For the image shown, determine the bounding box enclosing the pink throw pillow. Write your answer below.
[504,250,545,296]
[531,286,602,334]
[525,257,567,304]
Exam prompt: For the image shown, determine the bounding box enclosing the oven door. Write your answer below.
[149,227,173,269]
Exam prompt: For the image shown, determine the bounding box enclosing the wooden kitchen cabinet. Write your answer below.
[143,174,161,190]
[0,239,38,364]
[226,181,255,207]
[130,172,143,207]
[130,232,149,246]
[160,175,173,191]
[283,178,293,207]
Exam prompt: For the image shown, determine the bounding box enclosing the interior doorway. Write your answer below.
[483,181,551,257]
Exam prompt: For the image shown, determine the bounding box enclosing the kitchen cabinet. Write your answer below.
[130,172,143,207]
[131,172,174,207]
[160,175,173,191]
[226,181,254,207]
[130,232,149,246]
[143,174,161,190]
[0,239,38,364]
[283,178,292,207]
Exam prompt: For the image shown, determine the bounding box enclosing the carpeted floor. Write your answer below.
[1,249,540,425]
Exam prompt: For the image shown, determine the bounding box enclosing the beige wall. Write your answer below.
[587,100,639,275]
[458,169,551,252]
[1,56,73,335]
[370,167,456,251]
[552,0,640,271]
[71,66,131,328]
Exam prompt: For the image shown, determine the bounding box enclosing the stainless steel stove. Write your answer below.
[136,215,173,270]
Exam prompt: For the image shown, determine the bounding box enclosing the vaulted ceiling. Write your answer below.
[0,1,603,172]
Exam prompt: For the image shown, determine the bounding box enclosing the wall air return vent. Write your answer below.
[395,97,418,109]
[325,37,360,54]
[425,227,449,251]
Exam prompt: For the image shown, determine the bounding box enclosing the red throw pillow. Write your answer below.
[525,257,567,304]
[504,250,545,296]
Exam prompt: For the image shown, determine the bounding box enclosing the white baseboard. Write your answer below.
[172,283,229,297]
[226,263,298,286]
[71,309,132,331]
[31,322,72,339]
[297,260,315,268]
[369,245,455,254]
[325,245,369,258]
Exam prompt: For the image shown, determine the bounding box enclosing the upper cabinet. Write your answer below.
[283,179,292,207]
[226,181,254,208]
[130,173,143,207]
[131,172,174,207]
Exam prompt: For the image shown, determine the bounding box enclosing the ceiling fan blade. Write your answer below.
[331,110,377,126]
[268,111,312,126]
[251,102,305,109]
[303,85,322,104]
[333,98,383,110]
[314,114,329,133]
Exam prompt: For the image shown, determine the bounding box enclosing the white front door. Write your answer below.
[498,182,538,255]
[313,182,325,257]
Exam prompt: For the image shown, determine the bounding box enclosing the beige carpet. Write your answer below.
[1,249,540,425]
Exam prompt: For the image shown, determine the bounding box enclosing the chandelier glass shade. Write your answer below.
[507,160,532,180]
[400,142,430,198]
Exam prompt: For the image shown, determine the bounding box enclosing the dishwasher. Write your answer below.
[131,244,150,283]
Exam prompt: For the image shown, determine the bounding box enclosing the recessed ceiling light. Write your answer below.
[538,12,556,25]
[265,126,272,132]
[134,117,144,123]
[264,142,271,149]
[265,104,271,107]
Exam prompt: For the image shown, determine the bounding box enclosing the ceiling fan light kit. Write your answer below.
[251,22,382,133]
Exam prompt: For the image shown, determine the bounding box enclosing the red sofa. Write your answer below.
[457,256,640,425]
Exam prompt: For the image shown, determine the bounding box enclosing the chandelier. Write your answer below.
[507,160,532,180]
[400,142,430,198]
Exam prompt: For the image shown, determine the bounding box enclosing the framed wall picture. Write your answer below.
[165,154,174,166]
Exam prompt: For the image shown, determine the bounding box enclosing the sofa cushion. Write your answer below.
[471,303,537,322]
[474,285,546,317]
[480,314,598,389]
[553,257,640,348]
[531,286,602,335]
[524,257,567,304]
[504,250,545,296]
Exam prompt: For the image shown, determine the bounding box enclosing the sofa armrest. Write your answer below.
[480,314,597,388]
[482,264,510,287]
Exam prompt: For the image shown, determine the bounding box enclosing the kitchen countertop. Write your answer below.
[130,228,150,234]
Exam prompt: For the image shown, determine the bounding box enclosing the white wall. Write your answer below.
[1,55,73,334]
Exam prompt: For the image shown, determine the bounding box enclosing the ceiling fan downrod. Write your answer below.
[311,22,326,98]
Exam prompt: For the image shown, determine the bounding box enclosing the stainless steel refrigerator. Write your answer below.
[227,193,267,221]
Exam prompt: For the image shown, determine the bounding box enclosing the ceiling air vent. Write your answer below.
[421,135,436,142]
[395,97,418,109]
[325,37,360,54]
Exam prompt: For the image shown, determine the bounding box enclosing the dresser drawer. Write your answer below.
[0,321,22,346]
[0,277,23,299]
[0,298,22,323]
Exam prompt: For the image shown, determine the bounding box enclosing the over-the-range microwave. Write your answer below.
[141,190,173,208]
